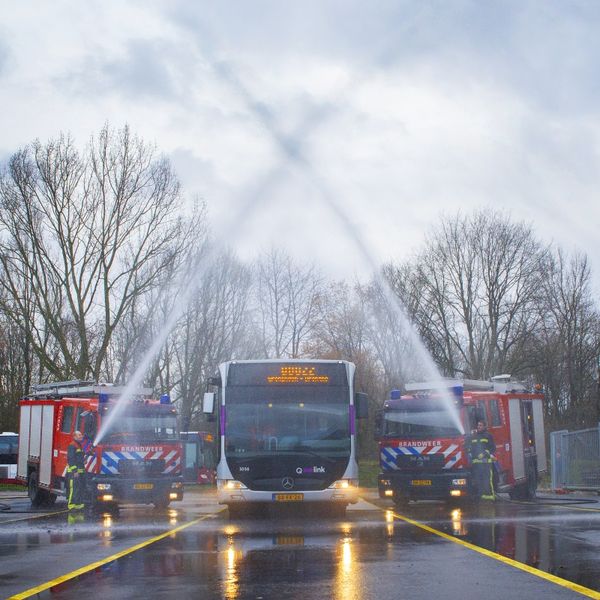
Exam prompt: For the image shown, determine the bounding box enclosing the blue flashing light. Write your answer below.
[99,392,109,404]
[390,389,401,400]
[160,394,171,405]
[450,385,464,399]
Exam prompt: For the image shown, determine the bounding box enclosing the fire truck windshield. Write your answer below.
[102,414,178,441]
[383,402,462,439]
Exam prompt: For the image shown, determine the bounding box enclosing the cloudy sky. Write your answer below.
[1,1,599,286]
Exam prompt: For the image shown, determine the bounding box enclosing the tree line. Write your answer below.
[0,127,598,456]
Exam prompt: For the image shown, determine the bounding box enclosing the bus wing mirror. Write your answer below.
[354,392,369,419]
[203,392,215,415]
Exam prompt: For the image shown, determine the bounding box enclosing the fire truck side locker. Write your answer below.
[17,404,30,480]
[509,399,526,481]
[532,399,547,474]
[17,402,56,492]
[39,405,55,487]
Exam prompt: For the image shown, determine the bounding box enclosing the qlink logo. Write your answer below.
[296,466,326,474]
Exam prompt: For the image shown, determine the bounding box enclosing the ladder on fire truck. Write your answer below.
[404,374,529,394]
[28,380,153,399]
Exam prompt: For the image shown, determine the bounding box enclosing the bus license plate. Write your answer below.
[273,493,304,502]
[134,483,154,490]
[411,480,432,486]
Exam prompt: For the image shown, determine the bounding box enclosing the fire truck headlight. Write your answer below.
[384,490,394,497]
[221,480,247,490]
[97,483,112,491]
[169,492,179,500]
[101,494,114,501]
[452,479,467,486]
[328,479,358,490]
[171,481,184,489]
[450,490,462,497]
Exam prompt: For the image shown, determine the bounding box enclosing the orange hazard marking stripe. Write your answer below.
[7,512,220,600]
[391,509,600,599]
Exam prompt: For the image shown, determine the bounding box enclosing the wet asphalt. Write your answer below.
[2,488,600,599]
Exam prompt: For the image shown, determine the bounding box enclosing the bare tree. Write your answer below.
[385,210,547,379]
[256,248,323,358]
[529,250,600,427]
[0,125,203,381]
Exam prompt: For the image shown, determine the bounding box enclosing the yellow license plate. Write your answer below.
[273,493,304,502]
[276,536,305,545]
[411,480,432,486]
[134,483,154,490]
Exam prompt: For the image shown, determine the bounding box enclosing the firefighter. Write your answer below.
[466,420,496,501]
[67,430,87,510]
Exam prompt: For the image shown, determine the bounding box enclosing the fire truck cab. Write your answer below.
[17,381,184,509]
[377,376,546,503]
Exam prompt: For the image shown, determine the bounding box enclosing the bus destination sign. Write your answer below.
[267,366,329,384]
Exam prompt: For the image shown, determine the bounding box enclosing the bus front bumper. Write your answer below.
[218,481,359,505]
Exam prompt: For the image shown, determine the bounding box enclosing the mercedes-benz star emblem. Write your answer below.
[282,477,294,490]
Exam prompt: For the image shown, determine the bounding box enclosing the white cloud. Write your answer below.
[1,1,599,289]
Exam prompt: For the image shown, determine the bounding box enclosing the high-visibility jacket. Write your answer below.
[466,430,496,464]
[67,441,86,474]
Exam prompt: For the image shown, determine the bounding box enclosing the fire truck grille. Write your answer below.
[118,459,165,477]
[395,454,446,470]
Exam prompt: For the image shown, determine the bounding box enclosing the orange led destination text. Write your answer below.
[267,366,329,384]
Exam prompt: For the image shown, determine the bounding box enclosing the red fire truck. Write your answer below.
[377,376,546,504]
[16,381,184,509]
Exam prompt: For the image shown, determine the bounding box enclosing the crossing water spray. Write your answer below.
[94,49,464,444]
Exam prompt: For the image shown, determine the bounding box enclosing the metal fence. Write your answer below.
[550,425,600,491]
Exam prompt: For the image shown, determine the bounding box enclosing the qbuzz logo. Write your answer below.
[295,466,326,475]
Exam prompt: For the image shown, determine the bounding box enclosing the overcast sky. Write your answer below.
[1,1,599,287]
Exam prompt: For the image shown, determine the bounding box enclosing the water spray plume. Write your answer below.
[95,43,464,443]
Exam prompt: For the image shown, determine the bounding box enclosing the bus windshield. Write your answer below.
[225,386,350,458]
[383,401,461,439]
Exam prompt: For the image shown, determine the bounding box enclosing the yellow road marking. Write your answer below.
[391,509,600,599]
[8,512,221,600]
[0,509,69,526]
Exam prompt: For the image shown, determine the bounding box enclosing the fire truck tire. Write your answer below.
[392,495,409,508]
[27,470,54,507]
[153,497,171,509]
[524,465,538,500]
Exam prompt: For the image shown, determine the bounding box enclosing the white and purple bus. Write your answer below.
[0,432,19,484]
[204,360,368,515]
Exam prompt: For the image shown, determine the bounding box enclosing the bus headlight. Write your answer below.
[328,479,358,490]
[220,480,247,490]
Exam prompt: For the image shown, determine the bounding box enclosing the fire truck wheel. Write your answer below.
[525,465,538,499]
[153,497,171,510]
[27,470,52,507]
[392,495,409,508]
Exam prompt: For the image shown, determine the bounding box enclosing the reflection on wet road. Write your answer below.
[2,490,600,599]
